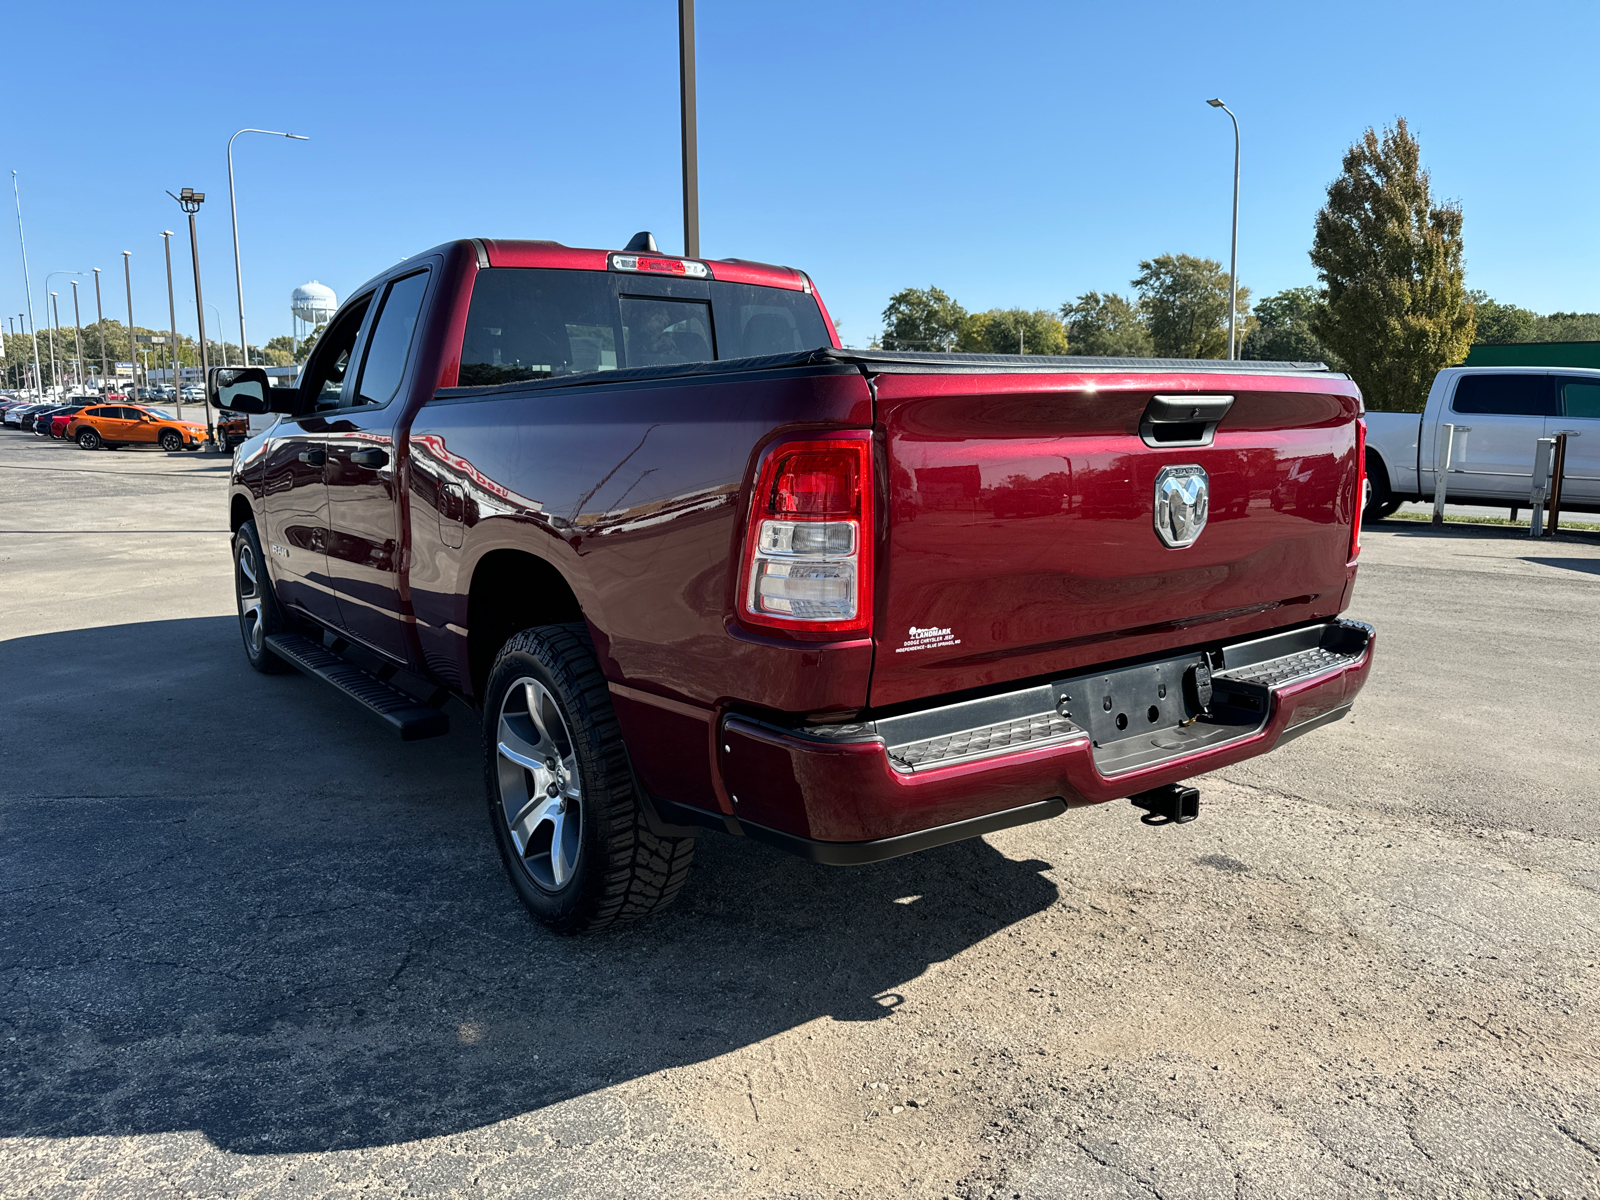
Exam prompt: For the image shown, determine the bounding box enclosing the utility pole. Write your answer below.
[123,251,137,394]
[93,268,108,386]
[678,0,699,259]
[1206,98,1241,360]
[12,171,43,399]
[169,189,216,448]
[163,231,181,419]
[70,281,85,392]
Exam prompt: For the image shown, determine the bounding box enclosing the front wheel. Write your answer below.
[233,520,294,674]
[159,429,184,452]
[76,428,102,450]
[484,623,695,934]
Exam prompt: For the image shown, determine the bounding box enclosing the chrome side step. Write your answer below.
[264,633,450,741]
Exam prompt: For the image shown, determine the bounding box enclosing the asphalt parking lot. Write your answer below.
[3,432,1600,1200]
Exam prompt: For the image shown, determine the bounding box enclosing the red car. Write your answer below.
[221,233,1373,935]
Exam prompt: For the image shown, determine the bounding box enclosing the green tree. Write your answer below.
[1310,119,1475,413]
[1241,286,1344,368]
[880,286,968,351]
[1060,291,1152,357]
[1467,291,1537,345]
[957,308,1069,355]
[1132,253,1251,358]
[1533,311,1600,342]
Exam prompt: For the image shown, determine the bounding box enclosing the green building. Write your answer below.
[1464,341,1600,369]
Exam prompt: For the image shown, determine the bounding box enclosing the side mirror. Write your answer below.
[209,366,271,414]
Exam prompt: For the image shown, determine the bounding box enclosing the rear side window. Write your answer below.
[1451,374,1557,416]
[1560,379,1600,419]
[356,270,429,407]
[457,268,831,386]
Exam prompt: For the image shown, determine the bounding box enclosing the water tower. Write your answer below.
[290,281,338,356]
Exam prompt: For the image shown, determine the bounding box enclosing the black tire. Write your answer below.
[483,623,695,934]
[1363,451,1396,523]
[159,429,184,452]
[76,428,101,451]
[233,520,294,674]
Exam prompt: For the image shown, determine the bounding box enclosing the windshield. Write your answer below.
[458,268,832,387]
[144,408,175,420]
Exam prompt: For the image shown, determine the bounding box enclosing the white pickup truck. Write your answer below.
[1365,366,1600,519]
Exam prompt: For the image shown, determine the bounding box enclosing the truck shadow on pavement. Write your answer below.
[0,617,1060,1155]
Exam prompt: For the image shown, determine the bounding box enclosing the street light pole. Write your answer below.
[162,231,182,419]
[122,251,138,394]
[12,171,43,399]
[1207,98,1241,361]
[93,268,108,387]
[169,189,217,448]
[70,281,85,393]
[227,127,308,370]
[48,293,60,395]
[207,304,228,366]
[678,0,699,259]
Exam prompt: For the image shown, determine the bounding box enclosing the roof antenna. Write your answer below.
[624,231,659,253]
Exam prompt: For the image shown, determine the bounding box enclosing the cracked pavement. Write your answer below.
[3,434,1600,1198]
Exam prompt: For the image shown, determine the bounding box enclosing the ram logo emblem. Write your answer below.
[1153,465,1209,548]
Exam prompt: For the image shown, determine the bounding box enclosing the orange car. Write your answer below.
[66,404,210,452]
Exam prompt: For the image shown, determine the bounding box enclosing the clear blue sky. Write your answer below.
[5,0,1597,350]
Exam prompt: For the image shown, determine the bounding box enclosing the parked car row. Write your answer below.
[0,397,213,450]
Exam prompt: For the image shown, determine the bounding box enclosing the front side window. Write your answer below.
[355,271,430,407]
[1451,374,1557,416]
[1561,379,1600,419]
[301,296,373,411]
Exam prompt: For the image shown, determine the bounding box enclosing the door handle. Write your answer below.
[297,447,326,466]
[349,447,389,469]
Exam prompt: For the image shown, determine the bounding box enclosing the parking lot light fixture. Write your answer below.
[122,252,138,395]
[1206,98,1241,361]
[163,231,181,418]
[228,128,309,374]
[12,171,43,399]
[93,268,107,385]
[169,189,218,448]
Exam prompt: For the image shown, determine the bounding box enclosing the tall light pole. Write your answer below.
[12,171,43,399]
[70,281,85,393]
[678,0,699,259]
[227,128,308,371]
[162,231,182,418]
[44,271,84,396]
[207,303,228,366]
[122,251,139,394]
[1207,99,1241,361]
[93,268,108,386]
[169,188,217,448]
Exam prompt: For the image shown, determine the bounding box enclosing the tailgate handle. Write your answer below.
[1141,394,1233,448]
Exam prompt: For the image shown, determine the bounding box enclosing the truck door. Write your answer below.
[259,293,373,627]
[1432,372,1556,500]
[324,268,432,662]
[1553,377,1600,506]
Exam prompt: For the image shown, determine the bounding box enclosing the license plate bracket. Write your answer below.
[1054,654,1208,747]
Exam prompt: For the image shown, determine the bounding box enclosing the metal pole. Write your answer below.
[1431,423,1467,525]
[47,293,60,396]
[1547,433,1569,536]
[70,281,84,392]
[12,172,43,399]
[1530,437,1554,538]
[123,251,136,396]
[1207,100,1240,360]
[93,268,108,386]
[228,128,308,373]
[163,231,181,420]
[678,0,699,259]
[185,209,214,448]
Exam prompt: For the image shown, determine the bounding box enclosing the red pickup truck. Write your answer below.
[212,235,1374,934]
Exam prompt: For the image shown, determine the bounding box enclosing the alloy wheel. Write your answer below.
[236,541,265,658]
[495,677,583,891]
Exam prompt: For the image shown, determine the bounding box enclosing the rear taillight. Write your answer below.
[609,253,711,279]
[740,435,873,635]
[1351,417,1367,562]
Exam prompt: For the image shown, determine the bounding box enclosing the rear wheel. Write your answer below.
[76,428,101,451]
[1363,452,1402,522]
[484,623,695,934]
[233,520,293,674]
[159,429,183,452]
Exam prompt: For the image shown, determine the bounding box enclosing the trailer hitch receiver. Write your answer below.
[1130,783,1200,825]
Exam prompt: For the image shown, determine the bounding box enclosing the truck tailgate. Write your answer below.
[871,367,1362,709]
